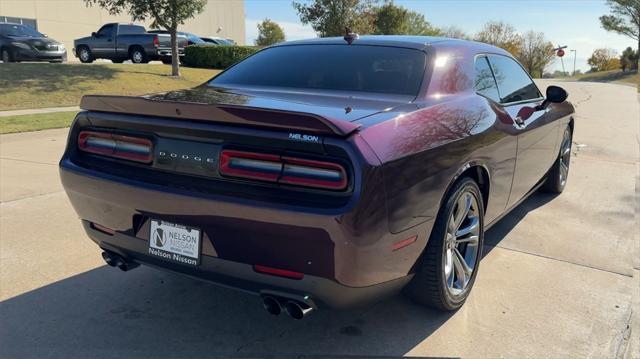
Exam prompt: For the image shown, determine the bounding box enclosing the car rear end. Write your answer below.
[59,104,414,311]
[59,39,431,312]
[150,32,187,60]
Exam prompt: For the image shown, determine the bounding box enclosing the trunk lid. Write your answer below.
[80,86,413,136]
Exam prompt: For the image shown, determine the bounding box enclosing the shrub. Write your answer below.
[183,45,260,69]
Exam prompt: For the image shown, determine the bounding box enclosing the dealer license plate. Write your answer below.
[148,219,201,266]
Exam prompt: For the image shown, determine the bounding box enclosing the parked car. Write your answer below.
[0,23,67,63]
[201,36,235,45]
[73,23,187,64]
[59,35,574,319]
[148,30,211,47]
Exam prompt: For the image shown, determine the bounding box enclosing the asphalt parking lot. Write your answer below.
[0,81,638,358]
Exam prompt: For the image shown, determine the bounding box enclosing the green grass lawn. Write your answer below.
[0,63,220,111]
[0,111,77,134]
[572,69,639,91]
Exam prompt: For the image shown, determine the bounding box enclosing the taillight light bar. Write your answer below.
[152,35,159,47]
[78,131,153,164]
[219,149,348,191]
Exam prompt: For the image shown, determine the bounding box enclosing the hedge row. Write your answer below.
[183,45,260,69]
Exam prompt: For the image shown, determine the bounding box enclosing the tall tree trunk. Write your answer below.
[170,24,180,77]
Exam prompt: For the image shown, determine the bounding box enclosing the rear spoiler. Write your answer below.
[80,95,361,137]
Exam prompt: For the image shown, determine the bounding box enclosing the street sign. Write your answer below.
[557,49,565,57]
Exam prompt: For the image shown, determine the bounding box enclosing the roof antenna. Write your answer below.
[343,27,359,45]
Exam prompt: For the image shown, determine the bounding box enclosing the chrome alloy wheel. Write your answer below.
[132,50,143,63]
[559,128,572,186]
[2,49,10,63]
[443,191,481,296]
[80,49,90,62]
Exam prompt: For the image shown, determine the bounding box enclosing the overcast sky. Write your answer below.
[245,0,637,73]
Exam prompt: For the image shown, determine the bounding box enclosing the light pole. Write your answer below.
[570,50,577,76]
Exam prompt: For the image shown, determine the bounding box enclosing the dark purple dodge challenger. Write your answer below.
[60,35,574,319]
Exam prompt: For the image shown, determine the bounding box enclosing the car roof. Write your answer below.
[277,35,510,55]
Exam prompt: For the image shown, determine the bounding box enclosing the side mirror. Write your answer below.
[91,32,97,37]
[546,85,568,103]
[537,85,568,110]
[43,34,48,38]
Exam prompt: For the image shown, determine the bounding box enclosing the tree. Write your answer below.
[373,1,440,35]
[475,21,522,57]
[293,0,376,37]
[516,30,555,78]
[255,19,285,46]
[588,48,621,72]
[373,1,407,34]
[600,0,640,58]
[620,46,638,71]
[85,0,206,77]
[404,11,441,36]
[440,25,470,40]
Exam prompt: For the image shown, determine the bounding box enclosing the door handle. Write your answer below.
[514,116,525,127]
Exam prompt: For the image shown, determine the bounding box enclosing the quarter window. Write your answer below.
[487,55,541,104]
[474,56,500,103]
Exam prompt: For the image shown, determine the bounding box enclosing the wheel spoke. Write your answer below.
[456,216,479,237]
[453,248,473,276]
[452,250,467,288]
[455,235,479,245]
[452,193,471,232]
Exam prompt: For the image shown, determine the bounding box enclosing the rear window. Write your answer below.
[210,45,427,96]
[118,25,146,34]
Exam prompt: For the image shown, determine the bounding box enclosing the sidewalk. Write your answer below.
[0,106,79,117]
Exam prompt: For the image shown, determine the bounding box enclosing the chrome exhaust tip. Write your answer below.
[262,296,282,316]
[101,251,138,271]
[284,301,314,320]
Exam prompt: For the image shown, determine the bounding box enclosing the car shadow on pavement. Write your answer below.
[0,263,454,357]
[0,192,558,358]
[483,191,557,257]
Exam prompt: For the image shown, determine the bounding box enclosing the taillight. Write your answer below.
[153,35,159,47]
[280,157,347,190]
[219,149,347,191]
[78,131,153,163]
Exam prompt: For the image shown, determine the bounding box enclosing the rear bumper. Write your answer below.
[60,156,423,308]
[85,220,411,309]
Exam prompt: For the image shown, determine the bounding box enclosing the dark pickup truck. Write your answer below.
[73,23,187,64]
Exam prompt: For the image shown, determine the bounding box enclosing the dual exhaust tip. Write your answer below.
[102,251,138,272]
[262,296,314,319]
[102,251,311,318]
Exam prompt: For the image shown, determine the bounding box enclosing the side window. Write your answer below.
[97,24,113,38]
[488,55,542,104]
[474,56,500,103]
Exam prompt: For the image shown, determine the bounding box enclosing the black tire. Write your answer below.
[111,58,125,64]
[129,46,148,64]
[49,60,63,63]
[541,125,572,194]
[77,46,93,63]
[1,48,13,63]
[161,58,172,65]
[405,177,484,311]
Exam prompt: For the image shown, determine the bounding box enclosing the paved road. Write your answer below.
[0,81,638,358]
[0,106,80,118]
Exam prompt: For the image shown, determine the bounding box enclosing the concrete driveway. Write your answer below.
[0,81,638,358]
